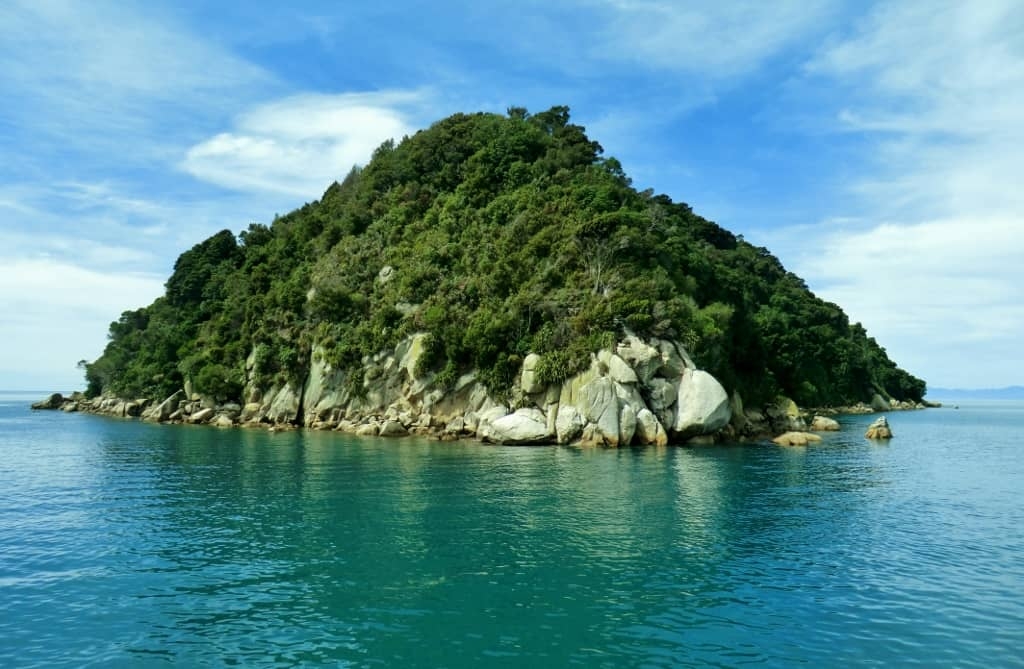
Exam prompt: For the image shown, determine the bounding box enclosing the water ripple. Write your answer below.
[1,403,1023,666]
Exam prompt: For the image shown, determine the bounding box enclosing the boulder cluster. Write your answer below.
[32,334,916,447]
[34,334,741,446]
[249,333,736,446]
[814,393,930,414]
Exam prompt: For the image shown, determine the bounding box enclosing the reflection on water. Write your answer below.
[1,402,1023,667]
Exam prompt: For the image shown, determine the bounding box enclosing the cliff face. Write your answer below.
[154,332,735,445]
[81,106,926,420]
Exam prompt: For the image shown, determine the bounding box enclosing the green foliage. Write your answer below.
[83,105,925,407]
[534,343,592,387]
[193,363,243,403]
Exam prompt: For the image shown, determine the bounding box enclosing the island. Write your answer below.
[44,107,927,444]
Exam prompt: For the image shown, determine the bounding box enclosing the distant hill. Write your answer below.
[927,386,1024,400]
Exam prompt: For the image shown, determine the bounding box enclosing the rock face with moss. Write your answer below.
[79,106,926,441]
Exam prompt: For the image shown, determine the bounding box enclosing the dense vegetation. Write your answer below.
[85,106,925,407]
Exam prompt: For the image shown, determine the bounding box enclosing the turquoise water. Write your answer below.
[2,392,1022,667]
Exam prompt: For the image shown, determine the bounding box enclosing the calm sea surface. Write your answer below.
[1,391,1022,667]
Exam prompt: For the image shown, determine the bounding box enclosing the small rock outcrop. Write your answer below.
[31,393,65,410]
[865,416,893,439]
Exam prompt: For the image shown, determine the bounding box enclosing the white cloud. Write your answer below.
[0,258,165,390]
[800,216,1024,336]
[786,0,1024,388]
[181,92,424,196]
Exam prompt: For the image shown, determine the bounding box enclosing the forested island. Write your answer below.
[65,106,925,444]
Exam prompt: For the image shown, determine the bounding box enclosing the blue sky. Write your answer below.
[2,0,1021,391]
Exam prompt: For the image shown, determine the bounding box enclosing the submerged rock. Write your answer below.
[810,415,840,432]
[772,431,823,446]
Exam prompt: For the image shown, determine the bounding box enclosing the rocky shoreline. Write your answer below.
[32,333,934,446]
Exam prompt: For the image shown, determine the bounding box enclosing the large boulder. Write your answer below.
[577,376,620,446]
[124,400,148,417]
[475,406,510,438]
[483,408,550,444]
[356,423,380,437]
[188,407,215,424]
[521,353,544,394]
[616,335,662,384]
[673,369,731,437]
[597,350,638,385]
[212,414,235,428]
[618,402,637,446]
[729,391,749,435]
[634,408,668,446]
[654,339,692,377]
[302,347,347,426]
[144,390,184,422]
[645,377,678,429]
[555,405,584,444]
[766,396,806,432]
[240,402,262,423]
[265,384,302,424]
[379,420,408,437]
[870,393,891,412]
[445,416,466,436]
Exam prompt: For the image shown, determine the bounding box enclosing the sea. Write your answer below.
[1,390,1022,667]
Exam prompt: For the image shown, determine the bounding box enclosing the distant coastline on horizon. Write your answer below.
[925,386,1024,401]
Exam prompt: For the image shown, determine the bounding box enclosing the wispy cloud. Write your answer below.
[784,0,1024,388]
[181,91,426,196]
[590,0,840,76]
[0,181,248,272]
[0,0,272,143]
